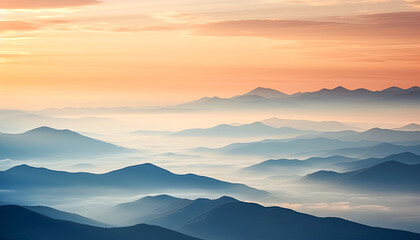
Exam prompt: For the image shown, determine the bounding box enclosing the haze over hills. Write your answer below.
[172,122,313,137]
[0,110,119,133]
[0,163,269,200]
[336,152,420,171]
[0,126,133,160]
[0,205,200,240]
[303,161,420,193]
[98,195,420,240]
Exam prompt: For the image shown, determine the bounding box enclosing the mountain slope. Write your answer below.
[24,206,108,227]
[0,163,269,200]
[0,126,132,160]
[303,161,420,192]
[0,205,199,240]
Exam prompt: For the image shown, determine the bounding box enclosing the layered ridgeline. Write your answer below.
[303,161,420,193]
[393,123,420,131]
[0,163,269,200]
[299,128,420,142]
[0,205,199,240]
[242,152,420,175]
[0,126,133,160]
[175,86,420,110]
[171,122,314,138]
[241,155,356,175]
[98,195,420,240]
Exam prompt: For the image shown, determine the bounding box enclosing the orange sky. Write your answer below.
[0,0,419,109]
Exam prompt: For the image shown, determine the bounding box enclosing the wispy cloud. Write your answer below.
[0,21,39,32]
[1,0,101,9]
[265,0,388,6]
[0,51,31,63]
[193,12,420,41]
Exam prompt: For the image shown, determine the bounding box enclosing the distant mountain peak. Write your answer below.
[243,87,287,98]
[382,86,403,92]
[107,163,171,175]
[23,126,77,136]
[216,196,239,202]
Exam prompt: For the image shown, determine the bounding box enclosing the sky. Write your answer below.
[0,0,419,108]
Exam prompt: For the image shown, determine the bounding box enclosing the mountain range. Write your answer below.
[393,123,420,131]
[304,128,420,142]
[303,161,420,193]
[176,86,420,110]
[0,126,132,160]
[172,122,313,138]
[322,143,420,158]
[99,195,420,240]
[260,117,357,131]
[194,137,379,157]
[336,152,420,171]
[242,155,356,175]
[0,163,269,200]
[0,205,199,240]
